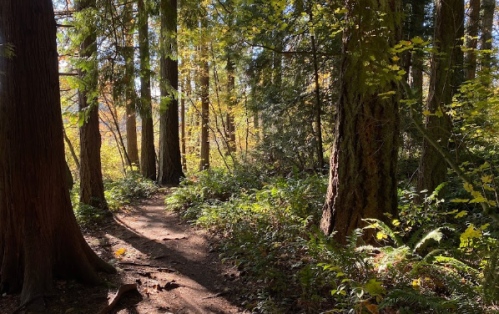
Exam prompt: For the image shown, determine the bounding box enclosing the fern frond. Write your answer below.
[434,255,480,275]
[363,218,403,247]
[413,228,444,253]
[380,288,457,313]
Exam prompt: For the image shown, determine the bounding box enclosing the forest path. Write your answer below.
[88,192,248,314]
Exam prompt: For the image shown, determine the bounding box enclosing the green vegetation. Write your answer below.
[167,168,499,313]
[73,171,158,224]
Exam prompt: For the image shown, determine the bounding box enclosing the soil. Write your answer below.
[0,193,249,314]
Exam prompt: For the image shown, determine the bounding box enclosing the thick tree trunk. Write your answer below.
[0,0,114,307]
[199,19,211,171]
[124,3,140,168]
[138,0,156,180]
[466,0,480,81]
[77,0,108,210]
[417,0,464,196]
[158,0,184,185]
[321,0,401,244]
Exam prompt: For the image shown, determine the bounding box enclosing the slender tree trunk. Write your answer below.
[124,2,140,168]
[0,0,114,307]
[481,0,495,79]
[181,75,189,170]
[321,0,401,244]
[417,0,464,196]
[199,18,211,171]
[410,0,425,104]
[466,0,480,81]
[158,0,184,185]
[63,127,81,173]
[138,0,156,180]
[226,57,237,154]
[310,18,324,169]
[77,0,108,210]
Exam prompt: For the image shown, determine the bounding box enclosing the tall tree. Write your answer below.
[158,0,184,185]
[466,0,481,81]
[321,0,401,244]
[77,0,108,210]
[139,0,157,180]
[199,16,211,170]
[0,0,114,307]
[124,1,140,168]
[226,56,237,154]
[409,0,426,104]
[481,0,495,74]
[417,0,464,196]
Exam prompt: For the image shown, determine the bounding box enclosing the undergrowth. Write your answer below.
[166,168,499,314]
[72,171,158,225]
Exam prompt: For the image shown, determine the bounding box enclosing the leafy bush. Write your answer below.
[104,171,158,210]
[72,171,158,225]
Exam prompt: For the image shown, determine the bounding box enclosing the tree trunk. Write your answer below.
[77,0,108,210]
[0,0,114,307]
[481,0,495,76]
[138,0,156,180]
[321,0,401,244]
[410,0,425,104]
[181,76,189,170]
[124,2,140,168]
[199,18,211,171]
[417,0,464,196]
[466,0,480,81]
[226,57,237,154]
[158,0,184,185]
[310,20,324,169]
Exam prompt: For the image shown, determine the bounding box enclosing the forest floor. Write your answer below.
[1,192,249,314]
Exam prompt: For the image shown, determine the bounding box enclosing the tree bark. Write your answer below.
[77,0,108,210]
[481,0,495,76]
[409,0,425,104]
[199,18,211,171]
[226,57,237,154]
[321,0,401,244]
[417,0,464,196]
[158,0,184,185]
[466,0,480,81]
[124,2,140,168]
[138,0,156,180]
[0,0,114,307]
[181,76,188,170]
[310,23,324,169]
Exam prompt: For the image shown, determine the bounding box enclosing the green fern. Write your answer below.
[379,288,458,313]
[363,218,403,247]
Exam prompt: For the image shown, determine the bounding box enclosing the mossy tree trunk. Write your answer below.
[466,0,480,81]
[139,0,157,180]
[417,0,464,196]
[158,0,184,185]
[321,0,401,244]
[77,0,108,210]
[124,2,140,169]
[199,15,211,171]
[0,0,115,308]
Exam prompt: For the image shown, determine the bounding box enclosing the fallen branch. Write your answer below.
[98,283,139,314]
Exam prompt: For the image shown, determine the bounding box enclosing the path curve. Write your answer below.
[100,193,247,314]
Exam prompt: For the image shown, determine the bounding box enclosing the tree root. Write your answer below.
[98,283,139,314]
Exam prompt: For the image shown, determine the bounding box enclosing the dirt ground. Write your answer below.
[0,194,249,314]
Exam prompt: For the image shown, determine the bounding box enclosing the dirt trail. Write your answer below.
[92,193,247,314]
[0,193,248,314]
